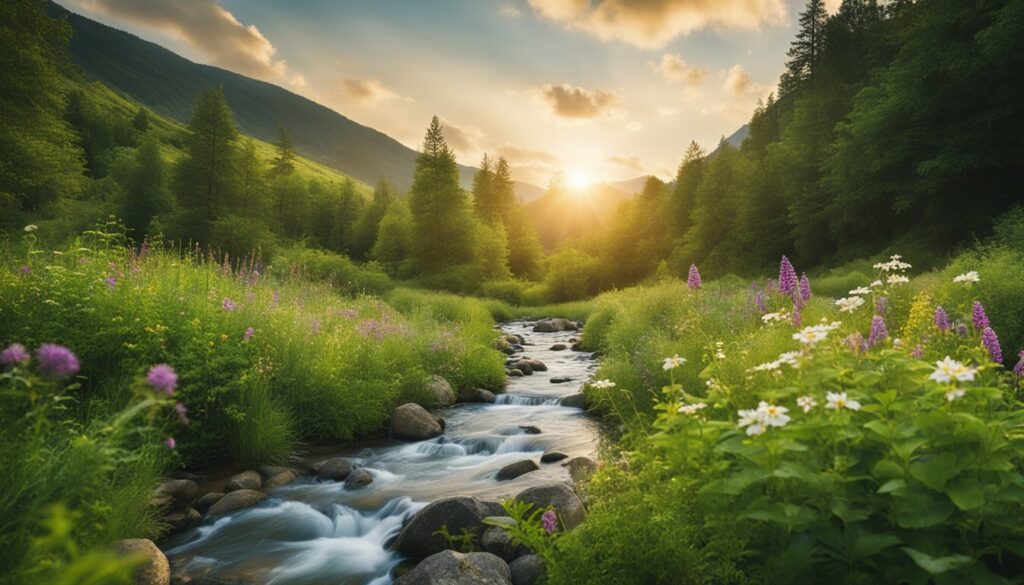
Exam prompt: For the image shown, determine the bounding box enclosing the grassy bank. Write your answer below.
[530,245,1024,584]
[0,224,505,582]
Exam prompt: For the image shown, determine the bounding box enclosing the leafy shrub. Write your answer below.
[478,279,526,305]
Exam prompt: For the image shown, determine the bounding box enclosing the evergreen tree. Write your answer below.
[780,0,828,95]
[269,124,295,178]
[329,179,364,254]
[408,116,475,272]
[120,139,171,238]
[492,156,517,225]
[372,198,415,276]
[471,153,495,222]
[236,138,265,217]
[270,173,308,238]
[175,86,238,221]
[352,180,394,259]
[668,141,706,240]
[132,108,150,133]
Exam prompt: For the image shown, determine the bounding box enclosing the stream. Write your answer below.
[161,321,603,584]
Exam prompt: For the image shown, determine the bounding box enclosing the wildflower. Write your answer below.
[875,297,888,315]
[1013,350,1024,378]
[793,325,829,345]
[934,307,951,331]
[19,265,32,275]
[677,402,707,416]
[799,274,812,302]
[714,341,726,360]
[779,256,798,295]
[165,437,176,449]
[590,379,616,389]
[761,310,788,324]
[945,388,965,402]
[849,287,871,296]
[342,307,358,319]
[104,275,117,290]
[929,356,977,384]
[874,255,912,272]
[797,395,817,413]
[663,355,686,371]
[870,280,883,288]
[835,296,865,313]
[911,344,924,359]
[175,402,189,425]
[792,305,802,327]
[760,402,789,427]
[751,361,781,372]
[1,343,31,366]
[542,509,558,534]
[754,291,767,313]
[36,344,80,379]
[887,275,909,285]
[867,316,888,348]
[777,351,801,368]
[243,327,255,341]
[24,224,37,232]
[737,408,764,435]
[738,401,790,436]
[825,391,861,411]
[222,297,237,311]
[972,301,989,330]
[687,264,702,289]
[846,332,868,354]
[981,327,1002,363]
[146,364,178,395]
[953,271,980,284]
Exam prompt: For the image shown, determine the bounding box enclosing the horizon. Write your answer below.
[54,0,839,186]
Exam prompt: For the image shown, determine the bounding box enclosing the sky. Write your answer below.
[57,0,842,186]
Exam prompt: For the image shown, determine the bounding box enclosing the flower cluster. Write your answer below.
[738,402,790,436]
[873,255,912,272]
[590,379,616,389]
[677,402,707,416]
[835,296,865,313]
[663,355,686,370]
[792,321,841,345]
[779,256,798,296]
[687,264,702,290]
[953,271,980,284]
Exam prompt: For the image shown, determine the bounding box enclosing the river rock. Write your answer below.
[318,457,354,481]
[510,361,533,375]
[496,460,539,481]
[481,526,530,562]
[163,507,201,532]
[207,489,266,516]
[460,388,496,403]
[507,369,524,377]
[515,483,586,530]
[425,375,456,407]
[393,496,494,559]
[263,469,298,489]
[550,377,572,384]
[510,554,547,585]
[496,338,514,354]
[549,343,567,351]
[564,457,598,485]
[154,479,198,506]
[391,403,444,441]
[192,492,224,514]
[532,321,557,333]
[345,468,374,489]
[258,465,296,478]
[540,451,568,463]
[571,343,585,352]
[113,539,170,585]
[225,470,261,492]
[532,319,576,333]
[559,393,587,409]
[525,359,547,372]
[518,425,541,435]
[394,550,512,585]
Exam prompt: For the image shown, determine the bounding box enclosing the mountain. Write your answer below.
[49,2,541,198]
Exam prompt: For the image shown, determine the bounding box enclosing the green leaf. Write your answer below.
[742,503,816,527]
[909,453,959,491]
[901,547,972,575]
[852,533,902,559]
[700,467,770,496]
[877,478,906,495]
[896,488,955,529]
[944,477,985,511]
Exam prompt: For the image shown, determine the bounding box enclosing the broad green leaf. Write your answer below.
[901,547,972,575]
[896,488,955,529]
[944,477,985,511]
[909,452,958,491]
[877,478,906,495]
[852,533,902,558]
[700,467,770,496]
[742,503,816,527]
[873,459,904,480]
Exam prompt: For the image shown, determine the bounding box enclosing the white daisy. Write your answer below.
[797,395,817,413]
[678,402,708,416]
[825,391,861,411]
[663,354,686,371]
[590,379,616,389]
[929,356,977,384]
[953,271,979,284]
[835,296,866,313]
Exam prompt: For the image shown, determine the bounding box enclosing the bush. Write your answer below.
[478,279,526,305]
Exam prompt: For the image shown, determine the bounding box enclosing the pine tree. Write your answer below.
[408,116,475,273]
[780,0,829,96]
[175,86,238,221]
[121,139,171,238]
[236,139,264,217]
[330,179,365,254]
[352,180,394,259]
[471,153,495,222]
[269,124,295,177]
[492,156,517,225]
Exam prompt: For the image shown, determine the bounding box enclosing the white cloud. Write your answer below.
[649,53,709,86]
[534,83,624,121]
[340,78,399,104]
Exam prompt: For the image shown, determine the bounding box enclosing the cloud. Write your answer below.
[723,64,768,98]
[440,119,484,155]
[534,83,624,120]
[340,78,398,104]
[608,154,645,172]
[70,0,287,79]
[288,74,306,90]
[500,3,523,18]
[649,53,709,86]
[527,0,787,49]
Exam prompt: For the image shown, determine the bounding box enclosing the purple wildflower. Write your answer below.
[342,308,358,320]
[972,301,989,330]
[165,437,176,450]
[956,323,969,337]
[35,344,80,379]
[19,266,31,275]
[222,297,237,311]
[104,275,117,290]
[792,305,802,328]
[243,327,255,341]
[146,364,178,396]
[875,297,888,316]
[910,344,924,359]
[1014,350,1024,378]
[174,402,189,425]
[799,273,811,302]
[778,256,798,296]
[867,316,888,348]
[754,292,766,314]
[1,343,31,366]
[687,264,702,290]
[934,307,950,332]
[846,332,867,355]
[981,327,1002,363]
[541,509,558,534]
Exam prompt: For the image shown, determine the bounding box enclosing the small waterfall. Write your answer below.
[494,394,561,406]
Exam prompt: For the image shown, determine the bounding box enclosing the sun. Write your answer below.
[565,169,593,190]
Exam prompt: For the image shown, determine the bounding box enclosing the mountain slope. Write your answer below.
[50,2,537,196]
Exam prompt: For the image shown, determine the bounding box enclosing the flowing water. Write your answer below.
[162,321,603,584]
